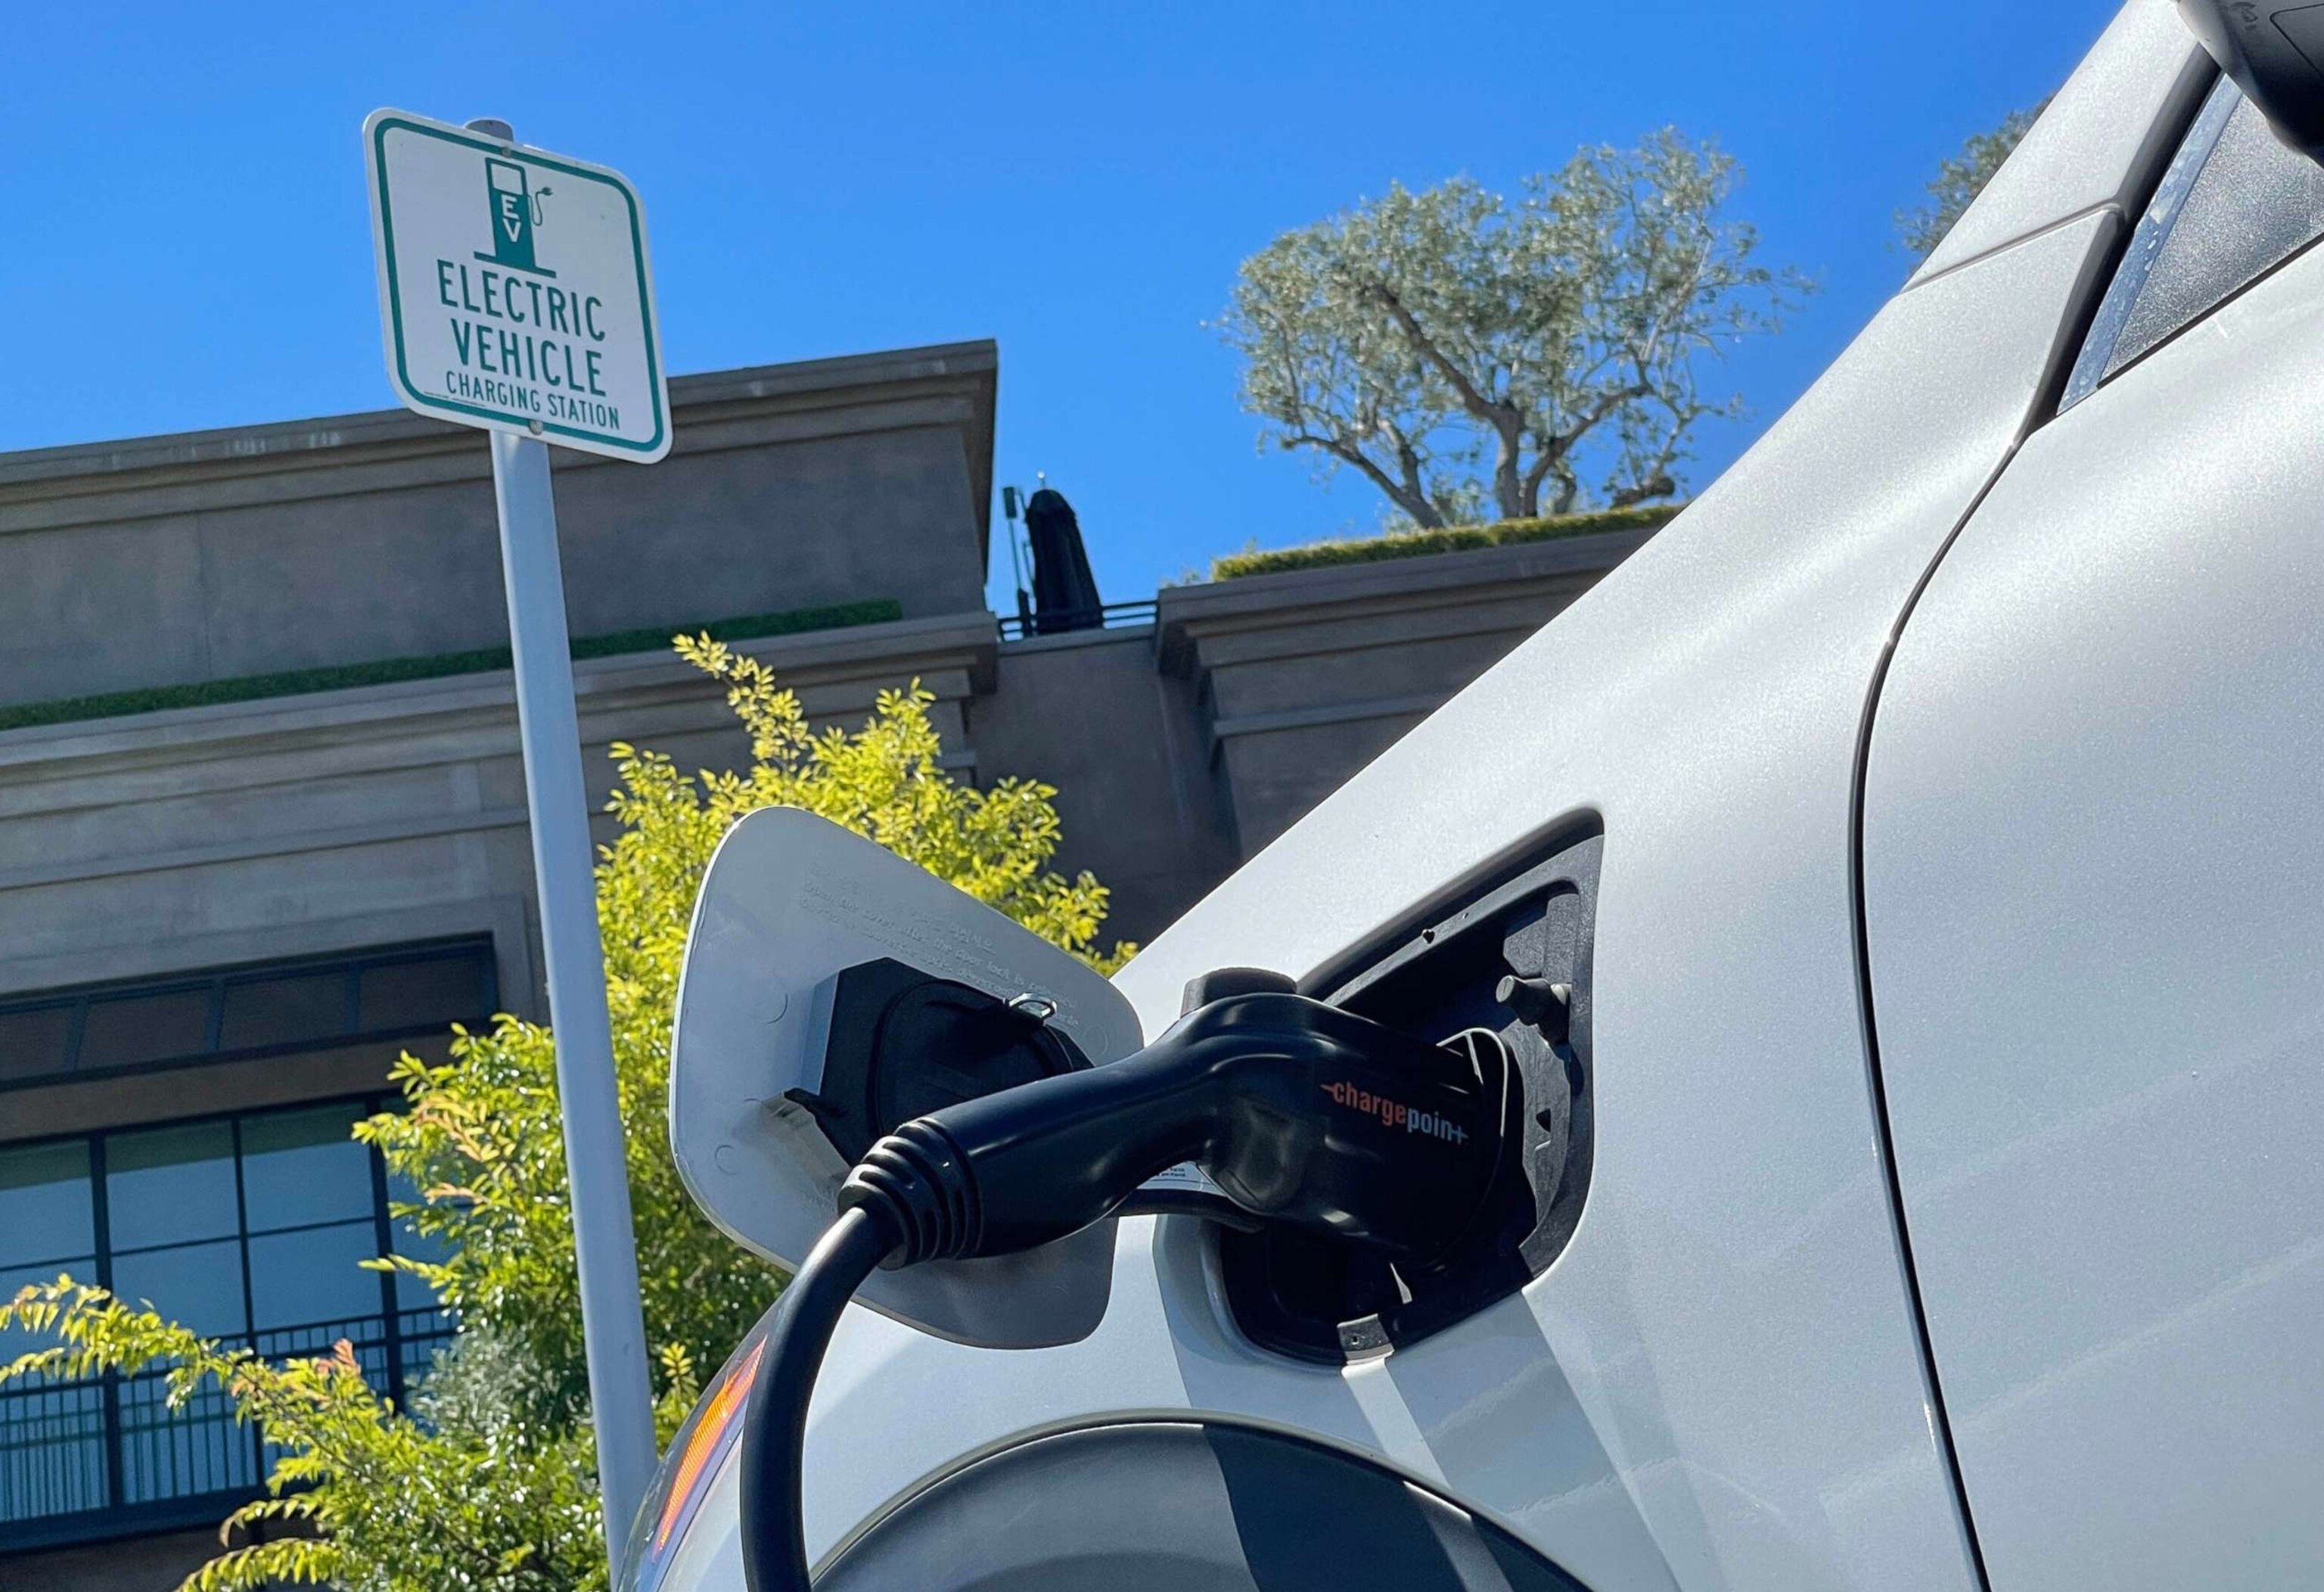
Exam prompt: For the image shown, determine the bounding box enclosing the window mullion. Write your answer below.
[365,1094,408,1409]
[88,1133,123,1513]
[62,997,89,1077]
[202,977,225,1056]
[228,1117,260,1493]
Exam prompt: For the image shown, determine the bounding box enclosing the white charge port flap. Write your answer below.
[670,807,1146,1350]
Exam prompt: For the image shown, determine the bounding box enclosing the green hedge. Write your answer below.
[1210,504,1682,581]
[0,599,904,735]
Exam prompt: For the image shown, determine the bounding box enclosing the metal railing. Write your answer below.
[0,1305,451,1547]
[996,599,1158,642]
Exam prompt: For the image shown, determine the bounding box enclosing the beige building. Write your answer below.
[0,340,1648,1588]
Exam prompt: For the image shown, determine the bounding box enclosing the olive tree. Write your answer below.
[1219,131,1807,528]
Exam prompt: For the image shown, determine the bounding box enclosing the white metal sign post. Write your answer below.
[365,107,666,1566]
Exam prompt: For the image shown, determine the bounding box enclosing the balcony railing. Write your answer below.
[996,599,1158,642]
[0,1305,451,1551]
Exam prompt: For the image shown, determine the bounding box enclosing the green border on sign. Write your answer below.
[371,116,667,456]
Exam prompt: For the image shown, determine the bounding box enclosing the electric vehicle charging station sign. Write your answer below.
[365,109,670,1561]
[364,109,670,462]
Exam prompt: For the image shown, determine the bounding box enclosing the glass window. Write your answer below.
[0,1374,107,1522]
[241,1103,374,1230]
[76,987,213,1072]
[0,1261,93,1370]
[117,1369,258,1504]
[393,1264,444,1311]
[387,1168,452,1310]
[217,972,349,1052]
[248,1222,383,1331]
[0,1004,76,1084]
[0,1141,95,1268]
[2065,77,2324,407]
[109,1239,247,1339]
[105,1121,238,1252]
[0,937,492,1090]
[0,1145,98,1373]
[357,953,488,1032]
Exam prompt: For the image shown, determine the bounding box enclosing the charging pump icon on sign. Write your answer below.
[477,157,556,278]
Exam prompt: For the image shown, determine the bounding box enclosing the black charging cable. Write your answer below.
[738,990,1515,1590]
[738,1203,898,1592]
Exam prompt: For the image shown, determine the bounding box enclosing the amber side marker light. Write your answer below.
[654,1339,766,1556]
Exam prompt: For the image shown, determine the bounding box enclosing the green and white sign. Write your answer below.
[364,109,669,462]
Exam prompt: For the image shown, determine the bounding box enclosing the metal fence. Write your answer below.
[996,598,1158,642]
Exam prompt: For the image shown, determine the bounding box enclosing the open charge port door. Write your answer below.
[1216,826,1602,1363]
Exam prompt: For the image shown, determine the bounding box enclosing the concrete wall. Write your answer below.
[0,612,996,1148]
[0,344,997,707]
[1154,531,1656,855]
[965,529,1654,941]
[970,625,1237,948]
[0,533,1654,1031]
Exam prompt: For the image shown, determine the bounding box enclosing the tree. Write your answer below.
[1218,131,1807,529]
[1897,106,2040,261]
[1,636,1133,1592]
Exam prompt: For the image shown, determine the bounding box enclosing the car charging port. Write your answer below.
[759,825,1599,1398]
[1213,825,1602,1363]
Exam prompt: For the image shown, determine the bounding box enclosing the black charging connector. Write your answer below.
[844,990,1512,1266]
[739,987,1518,1591]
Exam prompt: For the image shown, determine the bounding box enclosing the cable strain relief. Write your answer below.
[837,1118,982,1266]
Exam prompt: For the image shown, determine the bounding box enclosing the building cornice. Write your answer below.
[1153,528,1655,676]
[0,339,999,560]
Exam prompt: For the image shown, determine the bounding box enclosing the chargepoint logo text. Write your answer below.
[1322,1081,1469,1145]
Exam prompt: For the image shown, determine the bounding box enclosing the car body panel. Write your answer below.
[1910,0,2204,283]
[1865,216,2324,1590]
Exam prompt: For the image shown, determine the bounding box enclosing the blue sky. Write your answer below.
[0,2,2121,613]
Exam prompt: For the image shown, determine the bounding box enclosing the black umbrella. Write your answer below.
[1024,488,1104,635]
